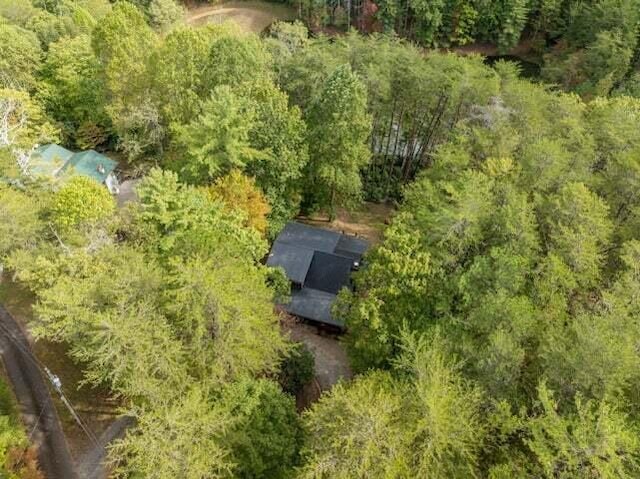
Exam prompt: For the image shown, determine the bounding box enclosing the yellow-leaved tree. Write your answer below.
[205,170,271,237]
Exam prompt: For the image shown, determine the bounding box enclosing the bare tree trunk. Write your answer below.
[383,99,397,157]
[402,0,410,35]
[415,95,448,173]
[380,98,398,183]
[448,96,465,130]
[330,167,337,221]
[402,104,429,180]
[384,104,405,197]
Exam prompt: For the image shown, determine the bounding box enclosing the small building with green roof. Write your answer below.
[30,144,120,194]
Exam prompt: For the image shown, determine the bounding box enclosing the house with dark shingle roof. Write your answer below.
[29,144,120,194]
[267,222,369,329]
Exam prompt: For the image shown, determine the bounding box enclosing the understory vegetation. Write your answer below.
[1,0,640,478]
[0,379,41,478]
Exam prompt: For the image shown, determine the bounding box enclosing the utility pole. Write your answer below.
[45,367,99,445]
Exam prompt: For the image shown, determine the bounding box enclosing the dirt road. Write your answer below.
[0,306,77,479]
[187,1,295,32]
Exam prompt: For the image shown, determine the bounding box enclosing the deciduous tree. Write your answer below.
[206,170,271,236]
[50,176,115,230]
[306,64,372,218]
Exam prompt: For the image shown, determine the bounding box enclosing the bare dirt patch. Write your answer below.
[187,1,296,32]
[299,201,394,245]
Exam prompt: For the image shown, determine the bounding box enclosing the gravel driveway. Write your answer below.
[283,316,353,392]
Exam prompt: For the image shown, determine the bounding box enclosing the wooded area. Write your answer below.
[1,0,640,477]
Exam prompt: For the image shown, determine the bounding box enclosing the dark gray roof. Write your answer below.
[268,222,370,329]
[304,251,353,295]
[286,288,343,328]
[335,235,369,260]
[277,222,340,253]
[266,241,315,285]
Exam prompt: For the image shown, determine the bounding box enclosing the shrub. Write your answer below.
[278,342,315,396]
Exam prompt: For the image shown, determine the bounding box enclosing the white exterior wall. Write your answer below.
[105,172,120,195]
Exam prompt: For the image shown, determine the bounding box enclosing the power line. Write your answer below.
[0,317,99,446]
[0,320,48,370]
[44,367,99,446]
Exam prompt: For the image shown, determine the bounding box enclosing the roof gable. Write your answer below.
[29,144,118,185]
[30,144,74,177]
[335,234,369,260]
[288,288,342,327]
[277,222,341,253]
[304,251,353,295]
[267,241,315,285]
[61,150,117,183]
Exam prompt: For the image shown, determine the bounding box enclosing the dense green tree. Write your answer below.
[25,9,78,49]
[586,96,640,242]
[527,384,640,478]
[38,34,110,148]
[111,387,234,478]
[302,333,486,478]
[0,88,58,152]
[50,176,115,230]
[340,220,432,370]
[301,370,411,478]
[221,378,303,479]
[0,186,44,275]
[266,20,309,58]
[278,342,315,395]
[91,2,159,158]
[176,86,263,184]
[408,0,445,46]
[0,23,42,91]
[161,256,287,383]
[204,27,273,92]
[0,379,40,479]
[541,240,640,403]
[404,333,486,477]
[305,64,371,217]
[541,182,613,288]
[241,79,308,232]
[0,0,36,26]
[150,26,213,126]
[67,0,112,24]
[148,0,184,33]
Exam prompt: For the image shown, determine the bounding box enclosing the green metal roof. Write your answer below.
[60,150,118,183]
[29,144,118,184]
[30,144,74,177]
